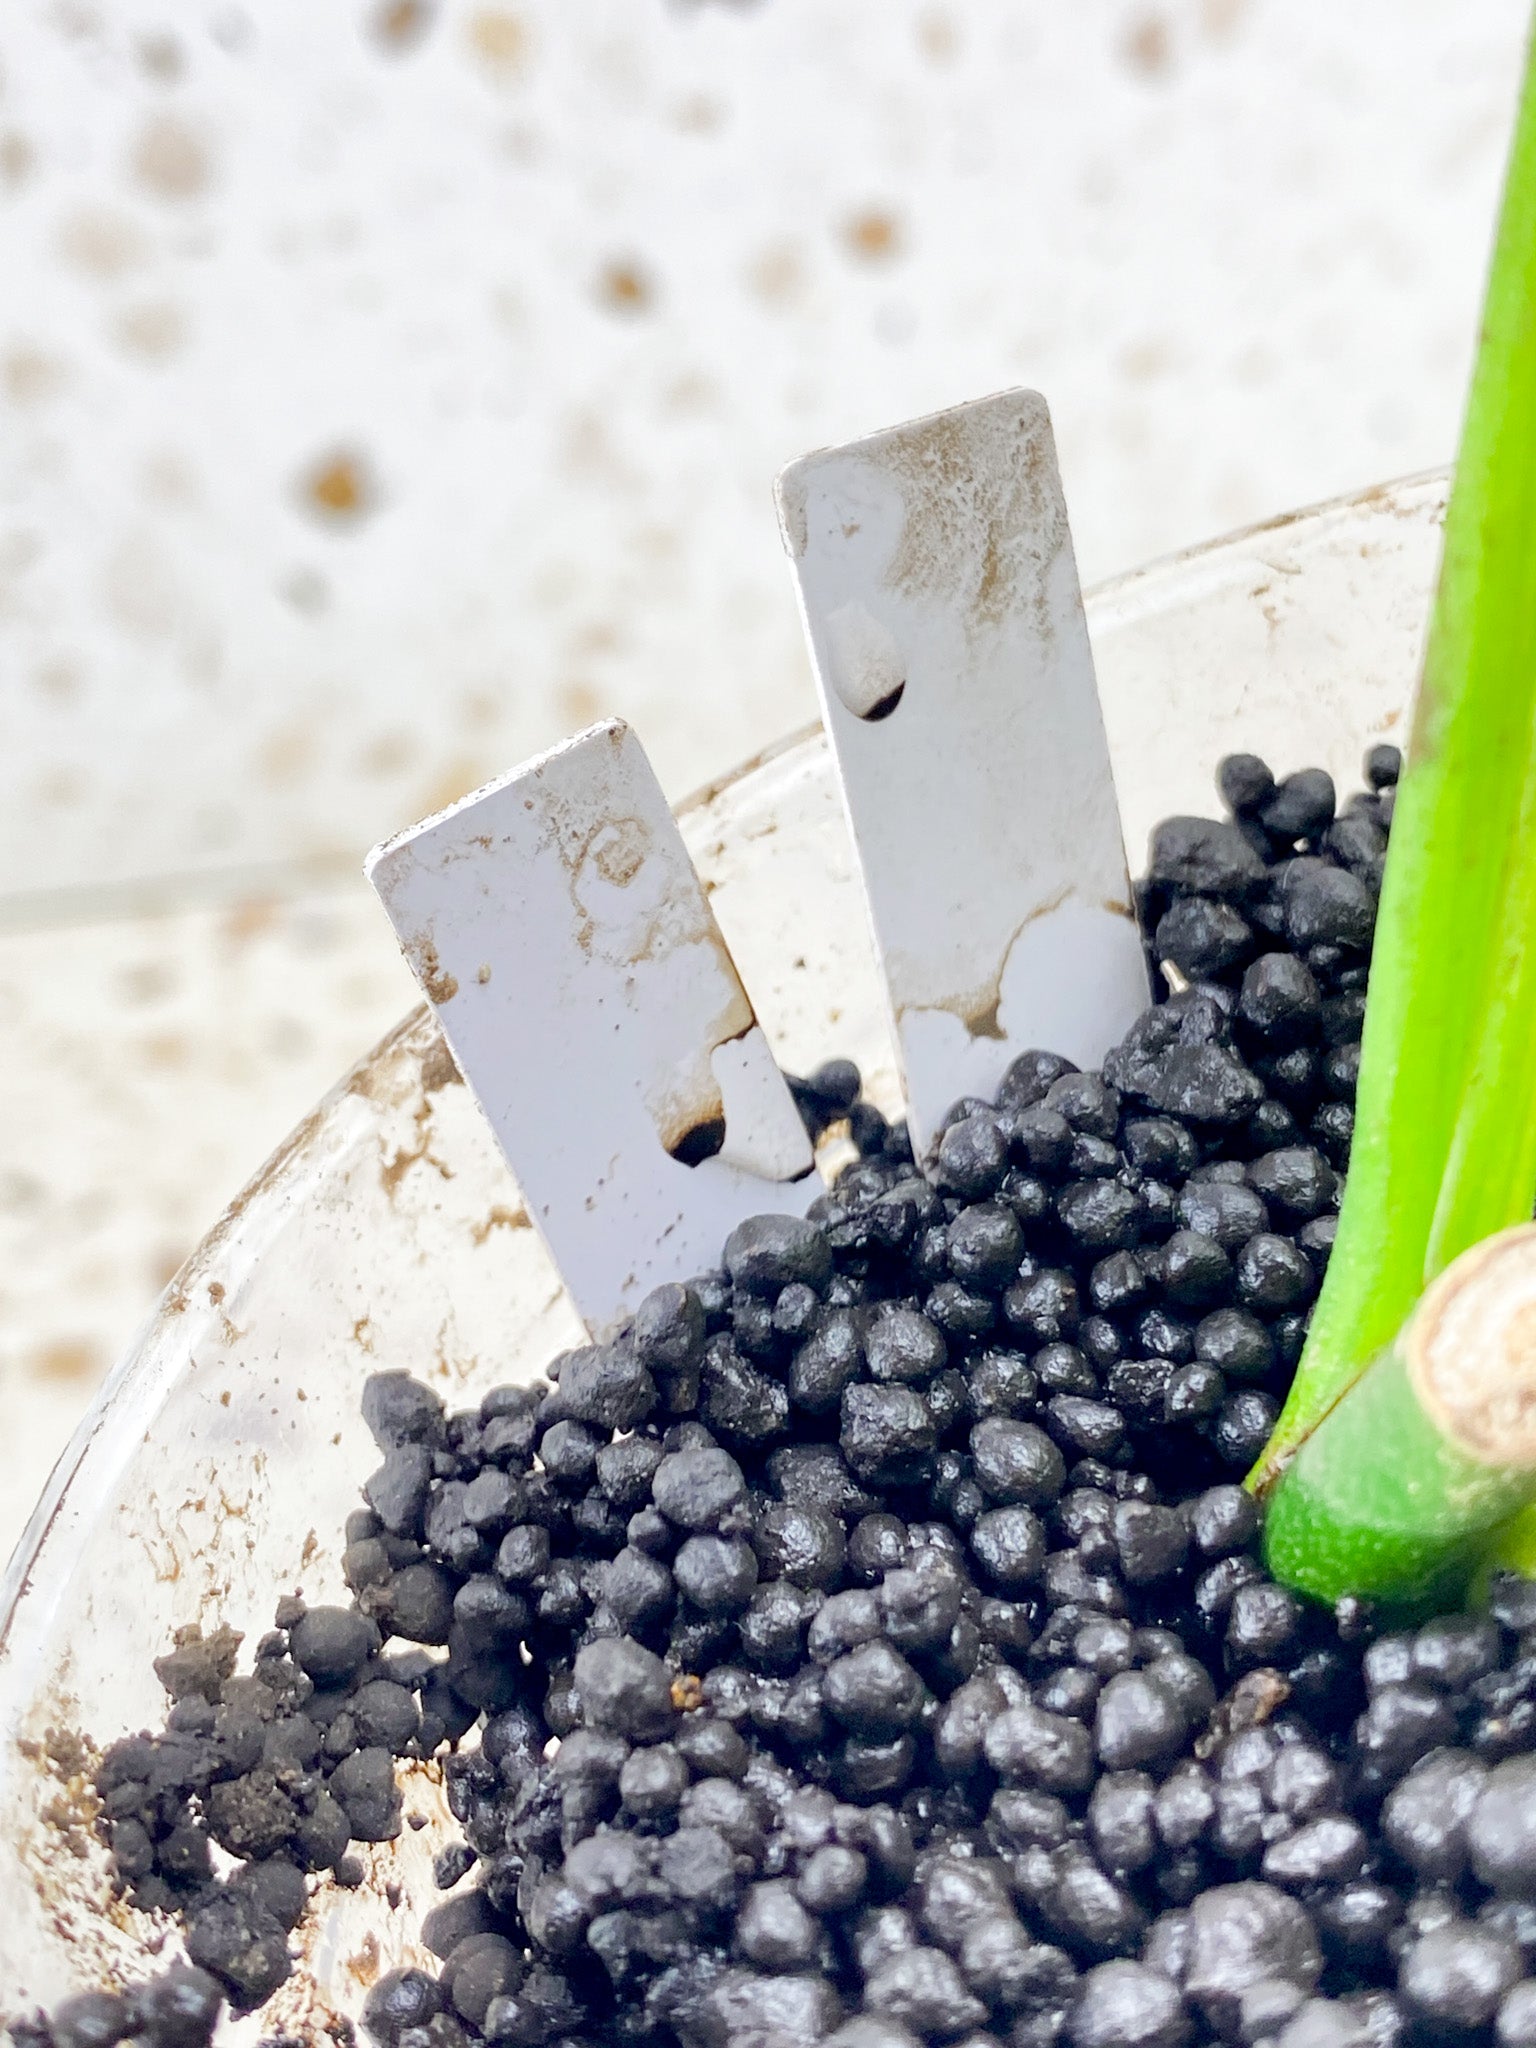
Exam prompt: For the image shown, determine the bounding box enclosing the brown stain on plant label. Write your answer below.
[472,1204,532,1244]
[898,887,1071,1043]
[404,932,458,1006]
[592,816,647,887]
[780,395,1069,651]
[646,1004,755,1167]
[877,396,1066,641]
[560,802,726,974]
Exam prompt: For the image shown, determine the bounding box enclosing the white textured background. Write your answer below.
[0,0,1526,1555]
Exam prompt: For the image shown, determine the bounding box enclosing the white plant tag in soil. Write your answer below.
[778,387,1150,1158]
[367,719,816,1333]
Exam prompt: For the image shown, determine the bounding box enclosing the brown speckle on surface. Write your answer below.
[916,8,958,62]
[1119,336,1172,382]
[0,131,35,188]
[139,450,199,506]
[119,958,175,1003]
[151,1243,186,1287]
[221,897,278,946]
[415,754,483,818]
[559,679,602,727]
[33,1338,101,1384]
[280,565,331,614]
[131,115,213,201]
[842,209,903,264]
[259,722,316,788]
[3,345,68,405]
[672,94,725,135]
[749,241,805,307]
[468,6,528,78]
[36,763,88,808]
[598,259,654,315]
[1201,0,1245,37]
[300,448,377,524]
[458,687,500,730]
[58,207,146,280]
[1123,13,1172,75]
[34,656,82,702]
[115,299,189,363]
[136,31,184,80]
[360,729,417,777]
[372,0,436,49]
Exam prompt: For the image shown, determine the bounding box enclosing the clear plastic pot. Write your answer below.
[0,472,1446,2025]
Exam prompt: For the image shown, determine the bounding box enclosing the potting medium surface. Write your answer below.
[0,477,1446,2029]
[21,730,1536,2048]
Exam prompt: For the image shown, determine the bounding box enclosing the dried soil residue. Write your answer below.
[876,394,1068,641]
[11,1712,149,2012]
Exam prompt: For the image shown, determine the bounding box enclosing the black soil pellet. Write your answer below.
[24,743,1536,2048]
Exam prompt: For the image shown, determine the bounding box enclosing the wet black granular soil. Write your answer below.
[24,745,1536,2048]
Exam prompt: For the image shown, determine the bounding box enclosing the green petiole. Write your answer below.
[1253,14,1536,1603]
[1263,1227,1536,1613]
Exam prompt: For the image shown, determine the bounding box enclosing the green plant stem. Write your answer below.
[1264,1229,1536,1610]
[1427,707,1536,1271]
[1485,1502,1536,1582]
[1252,22,1536,1502]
